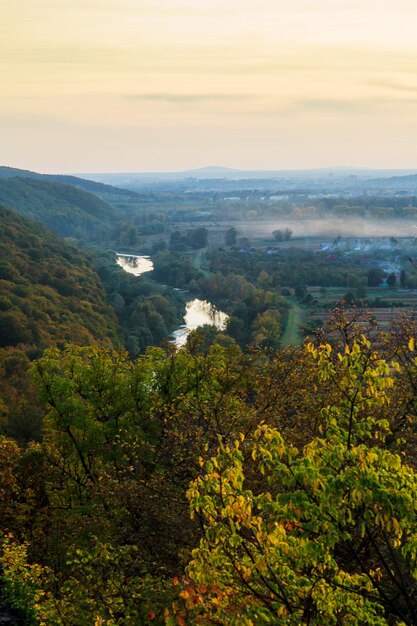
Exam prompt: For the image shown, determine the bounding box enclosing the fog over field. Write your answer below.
[235,218,417,240]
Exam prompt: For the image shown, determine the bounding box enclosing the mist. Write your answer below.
[235,218,417,240]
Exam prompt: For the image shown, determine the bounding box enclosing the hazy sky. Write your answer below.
[2,0,417,172]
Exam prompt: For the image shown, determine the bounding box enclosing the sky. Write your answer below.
[2,0,417,173]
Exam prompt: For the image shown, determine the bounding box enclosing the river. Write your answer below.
[116,253,228,347]
[170,298,228,347]
[116,253,154,276]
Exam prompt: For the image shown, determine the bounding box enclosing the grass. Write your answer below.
[281,298,306,346]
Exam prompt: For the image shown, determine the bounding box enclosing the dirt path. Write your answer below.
[191,248,210,276]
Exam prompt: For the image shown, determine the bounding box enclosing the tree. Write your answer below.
[272,228,292,242]
[294,283,307,299]
[186,227,208,250]
[272,229,284,241]
[186,325,237,355]
[356,285,367,300]
[22,342,260,621]
[169,230,188,252]
[256,270,272,290]
[342,290,356,305]
[250,309,281,349]
[4,318,417,623]
[225,227,238,246]
[181,337,417,625]
[0,312,31,347]
[367,267,385,287]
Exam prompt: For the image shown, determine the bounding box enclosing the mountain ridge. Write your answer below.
[0,165,140,199]
[0,176,117,239]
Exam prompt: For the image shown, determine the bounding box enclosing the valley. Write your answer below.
[1,165,417,624]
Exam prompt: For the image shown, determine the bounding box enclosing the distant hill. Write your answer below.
[84,166,417,184]
[82,167,417,194]
[0,165,140,202]
[0,205,122,439]
[384,174,417,183]
[357,173,417,193]
[0,177,117,239]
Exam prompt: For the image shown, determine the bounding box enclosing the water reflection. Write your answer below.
[115,255,228,347]
[116,254,154,276]
[171,299,228,347]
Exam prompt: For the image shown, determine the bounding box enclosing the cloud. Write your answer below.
[370,80,417,94]
[288,96,417,115]
[294,98,374,113]
[126,93,255,104]
[0,113,76,129]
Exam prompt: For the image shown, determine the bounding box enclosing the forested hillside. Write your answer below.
[0,178,116,239]
[0,166,140,203]
[0,206,121,440]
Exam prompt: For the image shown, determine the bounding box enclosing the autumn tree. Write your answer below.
[180,337,417,625]
[2,318,417,623]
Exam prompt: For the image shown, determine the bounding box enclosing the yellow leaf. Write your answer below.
[409,337,415,352]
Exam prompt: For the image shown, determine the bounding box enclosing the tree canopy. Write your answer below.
[1,315,417,623]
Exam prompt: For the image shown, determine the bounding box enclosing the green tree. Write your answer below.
[22,342,259,621]
[367,267,385,287]
[250,309,281,349]
[181,337,417,625]
[186,227,208,249]
[256,270,272,290]
[225,227,238,246]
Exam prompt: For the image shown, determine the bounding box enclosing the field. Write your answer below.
[304,286,417,335]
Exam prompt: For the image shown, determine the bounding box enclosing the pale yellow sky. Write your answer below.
[2,0,417,172]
